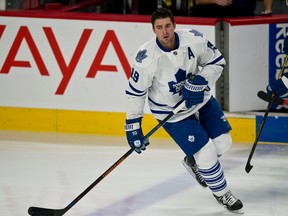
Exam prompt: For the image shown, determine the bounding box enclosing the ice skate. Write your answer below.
[214,190,244,214]
[182,156,207,188]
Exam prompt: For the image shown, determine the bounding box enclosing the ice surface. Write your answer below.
[0,131,287,216]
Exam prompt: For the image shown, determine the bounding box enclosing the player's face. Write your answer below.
[153,17,176,51]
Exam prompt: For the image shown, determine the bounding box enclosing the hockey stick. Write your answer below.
[245,95,275,173]
[28,100,186,216]
[257,90,288,106]
[245,52,288,173]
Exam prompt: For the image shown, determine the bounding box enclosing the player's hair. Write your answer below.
[151,8,175,27]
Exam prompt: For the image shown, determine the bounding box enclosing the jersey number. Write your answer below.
[131,68,140,82]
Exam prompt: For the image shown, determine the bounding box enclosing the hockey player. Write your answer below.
[266,33,288,97]
[124,8,243,214]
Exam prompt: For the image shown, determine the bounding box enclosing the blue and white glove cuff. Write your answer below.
[184,79,207,92]
[124,122,140,131]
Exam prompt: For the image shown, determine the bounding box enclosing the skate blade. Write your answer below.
[227,207,244,214]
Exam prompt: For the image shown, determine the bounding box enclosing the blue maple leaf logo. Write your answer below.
[135,49,148,63]
[189,29,203,37]
[168,69,187,95]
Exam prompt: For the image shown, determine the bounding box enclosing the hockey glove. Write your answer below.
[266,75,288,97]
[182,75,208,108]
[125,117,149,154]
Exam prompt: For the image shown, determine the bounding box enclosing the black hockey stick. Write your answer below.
[257,90,288,106]
[245,95,275,173]
[245,53,288,173]
[28,100,186,216]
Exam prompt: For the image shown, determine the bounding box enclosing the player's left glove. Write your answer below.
[125,117,149,154]
[182,75,208,108]
[266,75,288,97]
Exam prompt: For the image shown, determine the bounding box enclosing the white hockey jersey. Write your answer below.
[125,28,225,122]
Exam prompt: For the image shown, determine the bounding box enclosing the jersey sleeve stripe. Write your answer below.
[148,97,167,107]
[205,56,224,67]
[128,81,145,94]
[125,90,147,97]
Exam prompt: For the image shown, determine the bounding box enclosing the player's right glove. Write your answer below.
[182,75,208,108]
[266,74,288,97]
[125,117,149,154]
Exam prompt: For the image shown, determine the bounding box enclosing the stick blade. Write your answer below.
[257,91,272,103]
[245,163,253,173]
[28,206,64,216]
[257,91,287,105]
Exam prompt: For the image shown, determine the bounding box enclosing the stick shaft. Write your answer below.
[245,54,288,173]
[63,102,187,213]
[28,100,186,216]
[245,97,274,173]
